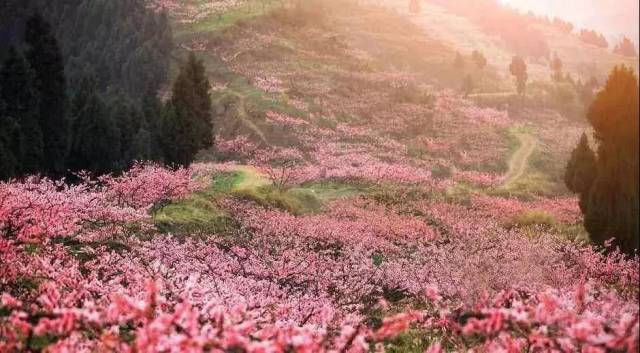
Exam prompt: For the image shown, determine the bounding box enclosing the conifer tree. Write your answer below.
[162,53,213,166]
[0,47,43,175]
[68,78,121,174]
[550,53,563,81]
[0,103,17,180]
[161,103,200,167]
[566,66,639,254]
[564,133,597,212]
[509,56,528,96]
[24,12,68,176]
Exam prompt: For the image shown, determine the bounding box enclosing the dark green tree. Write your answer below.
[68,78,121,174]
[0,47,43,175]
[509,56,528,96]
[0,104,17,180]
[162,53,213,166]
[566,66,639,254]
[160,104,200,167]
[129,121,154,162]
[24,12,68,176]
[564,133,597,212]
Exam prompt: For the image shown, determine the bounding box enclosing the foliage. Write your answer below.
[576,66,639,254]
[24,12,68,176]
[564,133,597,212]
[613,36,638,57]
[509,56,528,96]
[0,1,177,179]
[579,29,609,48]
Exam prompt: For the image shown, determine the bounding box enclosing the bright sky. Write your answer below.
[500,0,639,45]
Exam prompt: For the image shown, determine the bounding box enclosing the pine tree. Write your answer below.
[567,66,639,254]
[0,103,17,180]
[24,12,68,176]
[162,53,213,166]
[129,122,153,162]
[509,56,528,96]
[161,103,200,167]
[0,47,43,175]
[68,77,121,174]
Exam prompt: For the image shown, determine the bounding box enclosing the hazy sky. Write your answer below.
[501,0,639,44]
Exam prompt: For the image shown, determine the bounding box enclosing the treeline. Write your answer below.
[0,0,172,100]
[0,1,213,180]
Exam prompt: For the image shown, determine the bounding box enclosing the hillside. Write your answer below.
[1,0,638,352]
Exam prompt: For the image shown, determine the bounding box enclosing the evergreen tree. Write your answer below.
[550,53,563,81]
[129,122,154,162]
[509,56,528,96]
[68,77,121,174]
[0,103,17,180]
[564,133,597,213]
[162,53,213,166]
[0,47,43,175]
[566,66,639,254]
[24,12,68,176]
[161,103,200,167]
[613,36,638,58]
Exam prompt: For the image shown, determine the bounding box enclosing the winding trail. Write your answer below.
[502,132,537,187]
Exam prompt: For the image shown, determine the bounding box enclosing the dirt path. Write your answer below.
[503,132,537,187]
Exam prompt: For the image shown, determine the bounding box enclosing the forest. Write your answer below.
[0,0,638,352]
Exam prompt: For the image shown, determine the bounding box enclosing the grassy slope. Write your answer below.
[152,0,585,241]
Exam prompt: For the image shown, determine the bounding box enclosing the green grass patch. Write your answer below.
[444,182,480,205]
[490,171,555,200]
[174,0,273,36]
[234,185,323,215]
[153,173,241,235]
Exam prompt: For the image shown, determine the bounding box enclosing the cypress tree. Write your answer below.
[24,12,68,176]
[567,66,639,254]
[162,53,213,166]
[0,47,43,175]
[564,133,597,213]
[171,53,213,150]
[161,103,199,167]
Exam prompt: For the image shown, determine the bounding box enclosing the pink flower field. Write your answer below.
[2,0,639,352]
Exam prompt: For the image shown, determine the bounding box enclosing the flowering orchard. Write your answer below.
[1,160,638,352]
[2,2,637,351]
